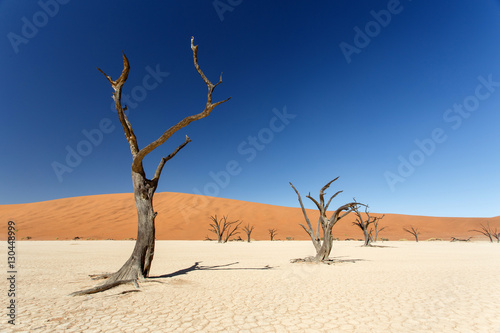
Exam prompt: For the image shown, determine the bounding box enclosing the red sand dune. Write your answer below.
[1,192,498,241]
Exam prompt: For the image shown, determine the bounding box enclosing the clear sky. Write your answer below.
[1,0,500,217]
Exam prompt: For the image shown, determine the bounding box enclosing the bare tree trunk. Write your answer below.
[362,229,371,246]
[315,228,333,261]
[128,172,156,278]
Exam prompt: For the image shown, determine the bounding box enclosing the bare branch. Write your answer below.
[98,52,139,156]
[289,182,314,234]
[306,194,323,214]
[152,135,192,183]
[319,177,338,208]
[324,190,343,212]
[131,37,231,173]
[224,220,242,242]
[330,202,364,223]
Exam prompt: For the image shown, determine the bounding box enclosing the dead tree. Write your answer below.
[242,224,255,243]
[70,37,230,296]
[470,222,495,242]
[370,214,386,242]
[403,226,420,242]
[493,227,500,243]
[352,204,383,246]
[208,215,241,243]
[290,178,363,262]
[268,228,277,241]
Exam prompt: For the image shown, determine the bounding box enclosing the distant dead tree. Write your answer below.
[352,204,383,246]
[369,214,386,242]
[403,226,420,242]
[290,178,363,262]
[450,237,471,242]
[493,228,500,243]
[268,228,278,241]
[208,215,241,243]
[470,222,496,243]
[70,37,230,296]
[242,224,255,242]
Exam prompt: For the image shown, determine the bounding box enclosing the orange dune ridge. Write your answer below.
[1,192,498,241]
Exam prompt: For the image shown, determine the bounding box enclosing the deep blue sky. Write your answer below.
[1,1,500,217]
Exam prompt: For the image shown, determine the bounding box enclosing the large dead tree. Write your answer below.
[208,215,241,243]
[242,224,255,243]
[70,37,230,296]
[470,222,496,243]
[352,204,383,246]
[403,226,420,242]
[290,178,363,262]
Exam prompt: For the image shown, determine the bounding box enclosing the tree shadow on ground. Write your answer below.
[150,261,273,279]
[366,244,396,248]
[290,256,366,264]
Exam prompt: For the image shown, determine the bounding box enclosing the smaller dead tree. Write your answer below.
[208,215,241,243]
[403,226,420,242]
[470,222,495,243]
[370,214,386,242]
[352,204,383,246]
[242,224,255,242]
[268,228,277,241]
[290,178,363,262]
[493,228,500,243]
